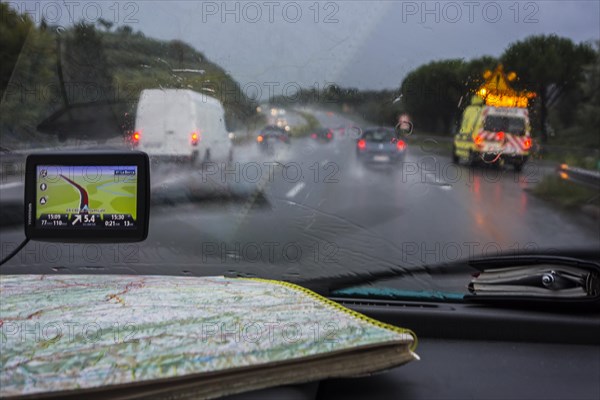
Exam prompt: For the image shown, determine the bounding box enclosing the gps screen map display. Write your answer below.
[35,165,138,229]
[25,152,149,242]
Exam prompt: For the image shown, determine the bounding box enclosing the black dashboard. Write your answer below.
[225,298,600,400]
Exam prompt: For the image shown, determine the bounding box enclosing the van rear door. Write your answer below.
[136,91,193,157]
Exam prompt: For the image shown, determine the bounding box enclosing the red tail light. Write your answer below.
[257,135,264,143]
[131,131,140,146]
[191,132,199,145]
[326,131,333,139]
[496,131,505,141]
[311,133,317,139]
[523,137,532,149]
[396,140,406,151]
[357,139,366,150]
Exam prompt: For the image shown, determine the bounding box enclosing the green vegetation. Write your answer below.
[290,111,320,138]
[2,2,597,162]
[533,175,600,211]
[0,3,34,99]
[534,151,600,170]
[0,5,258,149]
[272,87,402,127]
[400,56,498,135]
[405,134,453,156]
[502,36,596,143]
[230,114,268,145]
[271,35,597,164]
[1,4,57,147]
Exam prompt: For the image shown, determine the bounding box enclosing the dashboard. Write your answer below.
[225,298,600,400]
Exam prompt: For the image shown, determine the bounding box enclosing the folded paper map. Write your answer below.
[0,275,418,399]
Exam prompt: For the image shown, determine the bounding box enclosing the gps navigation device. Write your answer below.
[24,152,150,242]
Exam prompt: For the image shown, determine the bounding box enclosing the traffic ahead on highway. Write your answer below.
[1,2,599,399]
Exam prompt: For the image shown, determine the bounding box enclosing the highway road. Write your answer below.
[1,109,598,293]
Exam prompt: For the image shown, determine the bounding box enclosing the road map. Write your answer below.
[0,275,416,397]
[36,165,137,227]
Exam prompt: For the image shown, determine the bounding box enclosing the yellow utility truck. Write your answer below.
[452,65,535,172]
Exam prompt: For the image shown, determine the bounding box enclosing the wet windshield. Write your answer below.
[1,1,599,298]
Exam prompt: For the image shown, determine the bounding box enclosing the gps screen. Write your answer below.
[35,165,138,229]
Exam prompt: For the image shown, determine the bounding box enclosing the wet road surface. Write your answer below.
[1,109,598,292]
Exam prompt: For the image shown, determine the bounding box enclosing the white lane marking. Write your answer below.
[286,182,306,198]
[420,167,451,189]
[0,181,22,190]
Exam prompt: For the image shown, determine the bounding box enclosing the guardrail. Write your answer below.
[1,148,76,181]
[0,139,130,181]
[557,164,600,189]
[0,153,26,182]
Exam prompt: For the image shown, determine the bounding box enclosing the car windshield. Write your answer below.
[484,116,526,135]
[1,1,599,301]
[363,129,395,142]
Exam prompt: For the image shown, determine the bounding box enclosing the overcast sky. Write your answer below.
[15,1,599,96]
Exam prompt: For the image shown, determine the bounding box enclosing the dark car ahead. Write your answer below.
[310,128,334,143]
[256,126,290,153]
[356,127,406,164]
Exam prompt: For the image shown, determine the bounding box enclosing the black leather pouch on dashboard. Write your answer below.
[463,256,600,309]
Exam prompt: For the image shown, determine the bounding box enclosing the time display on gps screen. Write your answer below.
[35,166,138,229]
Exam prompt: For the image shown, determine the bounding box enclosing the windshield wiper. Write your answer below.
[270,251,600,308]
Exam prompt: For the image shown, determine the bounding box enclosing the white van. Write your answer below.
[133,89,232,164]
